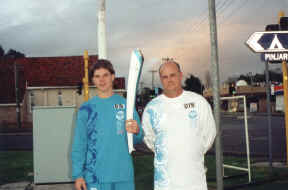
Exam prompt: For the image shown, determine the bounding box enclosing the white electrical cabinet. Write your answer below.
[33,106,76,184]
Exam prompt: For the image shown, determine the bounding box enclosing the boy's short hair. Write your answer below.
[89,59,115,82]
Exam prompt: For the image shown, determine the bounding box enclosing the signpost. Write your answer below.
[246,31,288,53]
[246,23,288,165]
[282,60,288,165]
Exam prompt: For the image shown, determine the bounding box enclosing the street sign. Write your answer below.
[246,31,288,53]
[261,52,288,62]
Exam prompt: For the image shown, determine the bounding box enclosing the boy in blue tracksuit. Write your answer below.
[71,59,143,190]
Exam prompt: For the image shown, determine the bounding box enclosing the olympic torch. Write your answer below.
[126,49,144,153]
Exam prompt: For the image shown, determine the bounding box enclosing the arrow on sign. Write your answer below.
[246,31,288,53]
[246,33,264,52]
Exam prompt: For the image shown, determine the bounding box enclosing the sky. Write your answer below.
[0,0,287,88]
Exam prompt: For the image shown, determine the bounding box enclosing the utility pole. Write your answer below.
[149,70,157,90]
[14,62,21,128]
[265,61,273,169]
[248,72,253,85]
[208,0,223,190]
[98,0,107,59]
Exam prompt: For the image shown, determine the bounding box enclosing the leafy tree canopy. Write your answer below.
[183,74,203,94]
[0,44,26,59]
[5,49,25,59]
[0,45,4,57]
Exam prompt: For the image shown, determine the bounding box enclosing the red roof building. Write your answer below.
[0,55,125,104]
[21,55,98,87]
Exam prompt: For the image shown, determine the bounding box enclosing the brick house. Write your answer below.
[0,55,125,127]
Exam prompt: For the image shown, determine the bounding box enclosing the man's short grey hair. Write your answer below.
[158,60,182,74]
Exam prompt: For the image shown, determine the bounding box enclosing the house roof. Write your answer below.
[21,55,98,87]
[0,55,126,104]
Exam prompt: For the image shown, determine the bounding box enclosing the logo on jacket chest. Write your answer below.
[184,102,198,121]
[184,102,195,109]
[114,104,125,110]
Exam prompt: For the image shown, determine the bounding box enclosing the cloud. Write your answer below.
[0,0,287,88]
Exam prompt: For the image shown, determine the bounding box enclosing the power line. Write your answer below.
[173,0,249,65]
[187,0,224,32]
[216,0,236,23]
[220,0,250,25]
[191,0,234,32]
[217,0,235,16]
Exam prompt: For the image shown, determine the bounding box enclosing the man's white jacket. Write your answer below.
[142,91,216,190]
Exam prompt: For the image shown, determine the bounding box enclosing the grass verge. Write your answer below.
[0,151,33,185]
[1,151,288,190]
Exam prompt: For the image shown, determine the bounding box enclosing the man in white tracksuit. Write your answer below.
[142,60,216,190]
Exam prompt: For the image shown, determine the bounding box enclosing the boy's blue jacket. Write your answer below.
[71,94,143,184]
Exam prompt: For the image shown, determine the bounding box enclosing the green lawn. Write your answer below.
[0,151,33,185]
[1,151,288,190]
[134,154,288,190]
[133,154,154,190]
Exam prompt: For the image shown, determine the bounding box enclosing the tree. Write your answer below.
[238,74,250,84]
[0,45,4,57]
[269,70,282,83]
[226,70,283,86]
[5,49,25,59]
[183,74,203,94]
[250,73,264,83]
